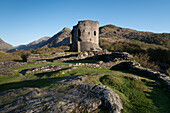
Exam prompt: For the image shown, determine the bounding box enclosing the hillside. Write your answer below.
[99,24,170,49]
[0,38,13,51]
[40,27,71,48]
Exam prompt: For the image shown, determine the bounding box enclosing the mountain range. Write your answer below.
[1,24,170,52]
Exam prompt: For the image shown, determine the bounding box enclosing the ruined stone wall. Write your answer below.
[27,52,65,62]
[0,61,26,68]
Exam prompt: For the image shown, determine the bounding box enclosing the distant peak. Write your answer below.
[62,27,71,31]
[104,24,120,28]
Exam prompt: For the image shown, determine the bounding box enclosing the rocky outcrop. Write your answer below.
[121,74,141,81]
[0,75,123,113]
[92,85,123,113]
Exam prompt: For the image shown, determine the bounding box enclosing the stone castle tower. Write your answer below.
[70,20,102,52]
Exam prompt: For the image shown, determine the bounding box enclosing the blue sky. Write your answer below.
[0,0,170,46]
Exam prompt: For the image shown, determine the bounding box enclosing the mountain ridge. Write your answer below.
[5,24,170,52]
[99,24,170,48]
[40,27,71,48]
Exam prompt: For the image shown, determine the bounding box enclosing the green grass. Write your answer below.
[0,75,37,85]
[100,75,170,113]
[0,65,170,113]
[64,59,99,64]
[65,52,79,55]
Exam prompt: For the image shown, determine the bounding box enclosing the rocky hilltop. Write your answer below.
[40,27,71,48]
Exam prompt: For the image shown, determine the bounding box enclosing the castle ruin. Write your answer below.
[70,20,102,52]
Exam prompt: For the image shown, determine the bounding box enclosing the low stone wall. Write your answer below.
[0,60,47,69]
[0,61,26,68]
[22,64,73,75]
[27,52,65,62]
[130,66,170,90]
[54,51,134,62]
[0,68,17,76]
[21,61,126,75]
[0,60,48,75]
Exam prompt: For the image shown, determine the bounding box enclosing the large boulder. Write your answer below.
[0,75,123,113]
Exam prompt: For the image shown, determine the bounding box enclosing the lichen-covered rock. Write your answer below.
[0,75,123,113]
[54,100,77,113]
[121,74,141,81]
[92,85,123,113]
[79,97,101,112]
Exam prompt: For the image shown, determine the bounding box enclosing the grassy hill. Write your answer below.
[99,24,170,49]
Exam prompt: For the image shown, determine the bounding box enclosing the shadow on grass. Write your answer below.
[0,76,68,93]
[101,71,170,113]
[144,80,170,113]
[63,58,99,64]
[111,69,164,83]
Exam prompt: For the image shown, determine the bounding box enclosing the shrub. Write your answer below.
[134,53,160,71]
[12,50,31,62]
[166,68,170,76]
[0,51,22,62]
